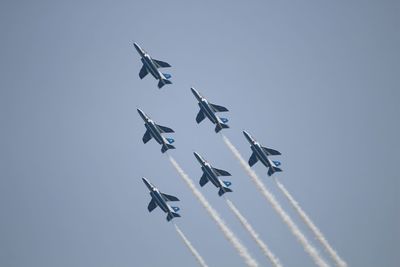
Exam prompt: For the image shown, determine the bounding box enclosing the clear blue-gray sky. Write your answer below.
[0,1,399,266]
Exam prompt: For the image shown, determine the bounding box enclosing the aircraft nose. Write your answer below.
[133,42,144,55]
[193,152,203,163]
[137,108,147,120]
[142,177,153,190]
[190,87,201,101]
[243,131,253,143]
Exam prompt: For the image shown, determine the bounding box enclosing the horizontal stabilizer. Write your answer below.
[157,124,174,133]
[210,103,229,112]
[158,79,172,89]
[268,167,282,177]
[153,59,171,68]
[213,167,231,176]
[263,147,281,156]
[167,212,180,222]
[215,123,229,133]
[162,193,179,202]
[218,187,233,196]
[161,143,175,153]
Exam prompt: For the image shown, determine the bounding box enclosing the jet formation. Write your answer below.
[134,42,283,222]
[142,177,181,221]
[194,152,233,196]
[133,42,172,89]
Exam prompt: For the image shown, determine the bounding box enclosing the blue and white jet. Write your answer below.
[193,152,233,196]
[133,42,172,89]
[142,177,181,222]
[243,131,282,176]
[137,108,175,153]
[191,87,229,133]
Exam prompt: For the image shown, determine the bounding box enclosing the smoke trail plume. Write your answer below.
[225,198,283,267]
[274,179,347,267]
[222,135,329,267]
[168,155,258,267]
[174,223,209,267]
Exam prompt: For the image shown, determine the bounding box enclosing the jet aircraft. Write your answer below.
[193,152,233,196]
[133,42,172,89]
[191,87,229,133]
[142,177,181,222]
[243,131,282,176]
[137,108,175,153]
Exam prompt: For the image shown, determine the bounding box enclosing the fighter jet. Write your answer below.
[142,177,181,222]
[133,42,172,89]
[243,131,282,176]
[191,87,230,133]
[137,108,175,153]
[193,152,232,196]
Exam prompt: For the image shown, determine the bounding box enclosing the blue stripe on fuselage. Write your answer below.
[202,166,221,188]
[253,144,271,168]
[199,101,218,124]
[150,191,169,213]
[142,56,161,80]
[145,122,164,145]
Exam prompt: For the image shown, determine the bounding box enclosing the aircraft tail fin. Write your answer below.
[268,167,282,176]
[215,123,229,133]
[162,73,172,79]
[166,138,174,144]
[161,143,175,153]
[218,187,233,197]
[158,78,172,89]
[166,212,181,222]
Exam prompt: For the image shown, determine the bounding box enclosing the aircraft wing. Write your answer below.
[153,59,171,68]
[139,65,149,79]
[142,130,152,143]
[196,110,206,123]
[199,173,209,187]
[156,124,174,133]
[210,103,229,112]
[161,193,179,202]
[262,147,281,156]
[212,167,231,176]
[148,198,157,212]
[249,152,258,166]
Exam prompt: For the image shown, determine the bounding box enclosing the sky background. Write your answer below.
[0,1,399,266]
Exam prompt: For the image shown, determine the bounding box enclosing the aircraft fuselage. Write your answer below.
[251,143,273,168]
[150,189,172,214]
[201,163,224,189]
[145,120,167,146]
[141,55,164,80]
[198,99,222,127]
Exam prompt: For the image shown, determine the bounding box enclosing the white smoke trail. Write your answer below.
[274,179,347,267]
[225,198,283,267]
[174,223,209,267]
[222,135,330,267]
[168,155,258,267]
